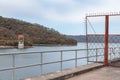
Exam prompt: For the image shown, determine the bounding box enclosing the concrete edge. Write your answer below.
[49,64,104,80]
[23,63,104,80]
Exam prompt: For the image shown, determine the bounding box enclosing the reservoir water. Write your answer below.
[0,42,87,80]
[0,42,119,80]
[0,43,86,53]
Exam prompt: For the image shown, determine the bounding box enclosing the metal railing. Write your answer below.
[87,47,120,63]
[109,47,120,64]
[0,48,119,80]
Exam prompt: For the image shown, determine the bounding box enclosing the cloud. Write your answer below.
[38,0,120,23]
[38,0,85,22]
[0,0,38,16]
[43,0,73,5]
[1,0,120,24]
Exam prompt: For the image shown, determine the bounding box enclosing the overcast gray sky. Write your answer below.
[0,0,120,35]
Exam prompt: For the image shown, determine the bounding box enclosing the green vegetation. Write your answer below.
[0,16,77,46]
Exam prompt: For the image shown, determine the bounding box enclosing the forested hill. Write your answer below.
[0,16,77,46]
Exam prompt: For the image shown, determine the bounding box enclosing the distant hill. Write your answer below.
[66,35,86,42]
[67,35,120,43]
[0,16,77,46]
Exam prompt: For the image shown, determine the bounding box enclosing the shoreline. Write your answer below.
[0,46,32,49]
[0,46,15,49]
[33,44,77,46]
[0,44,77,49]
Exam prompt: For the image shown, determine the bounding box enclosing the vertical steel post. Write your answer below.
[75,50,77,67]
[12,55,15,80]
[85,16,89,64]
[60,51,63,71]
[40,53,43,75]
[104,15,109,66]
[96,48,98,62]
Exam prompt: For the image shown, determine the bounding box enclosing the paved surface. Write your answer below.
[24,63,104,80]
[67,67,120,80]
[110,58,120,67]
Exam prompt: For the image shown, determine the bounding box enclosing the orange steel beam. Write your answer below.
[85,16,88,49]
[85,16,89,64]
[87,34,120,36]
[104,15,109,66]
[86,12,120,66]
[86,13,120,17]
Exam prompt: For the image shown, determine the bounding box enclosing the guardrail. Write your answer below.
[109,47,120,65]
[87,47,120,63]
[0,48,119,80]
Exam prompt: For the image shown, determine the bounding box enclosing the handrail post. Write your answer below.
[110,48,112,61]
[119,47,120,58]
[40,53,43,75]
[60,51,63,71]
[12,55,15,80]
[96,48,98,62]
[75,50,77,68]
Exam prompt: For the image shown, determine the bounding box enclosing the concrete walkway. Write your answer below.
[23,63,104,80]
[67,67,120,80]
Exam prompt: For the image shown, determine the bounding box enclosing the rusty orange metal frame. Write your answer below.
[85,12,120,66]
